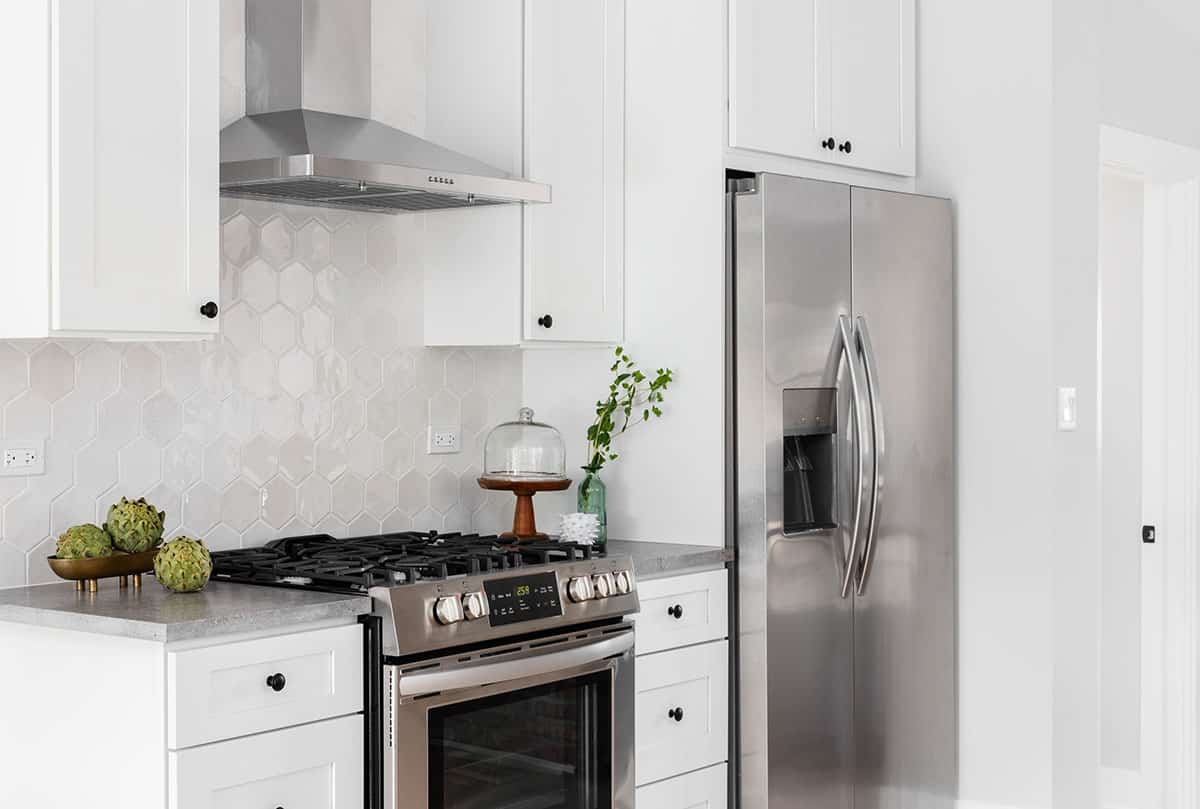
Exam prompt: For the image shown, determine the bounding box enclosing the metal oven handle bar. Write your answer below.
[855,315,884,596]
[397,631,635,698]
[838,314,872,599]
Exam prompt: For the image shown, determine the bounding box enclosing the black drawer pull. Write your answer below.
[266,672,287,692]
[199,301,219,319]
[668,707,684,722]
[668,604,683,620]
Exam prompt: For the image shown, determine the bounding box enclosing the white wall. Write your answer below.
[916,2,1057,806]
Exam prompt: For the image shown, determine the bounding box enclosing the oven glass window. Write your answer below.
[429,671,612,809]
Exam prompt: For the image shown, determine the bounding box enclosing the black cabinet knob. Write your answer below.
[199,301,219,319]
[668,604,683,620]
[838,140,853,154]
[266,673,287,692]
[537,314,554,329]
[821,137,836,151]
[668,707,684,722]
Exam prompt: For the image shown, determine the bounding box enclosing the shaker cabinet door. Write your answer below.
[523,0,625,343]
[636,763,728,809]
[169,715,363,809]
[728,0,829,163]
[829,0,915,175]
[635,640,729,785]
[52,0,219,336]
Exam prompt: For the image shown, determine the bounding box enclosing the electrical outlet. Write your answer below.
[0,439,45,476]
[427,426,461,455]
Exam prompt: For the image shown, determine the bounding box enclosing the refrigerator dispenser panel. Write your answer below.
[782,388,838,533]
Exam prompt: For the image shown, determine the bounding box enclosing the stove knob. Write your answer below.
[592,572,615,599]
[613,570,634,595]
[462,591,489,621]
[433,595,465,625]
[567,576,595,603]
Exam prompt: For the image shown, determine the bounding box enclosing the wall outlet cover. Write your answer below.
[0,439,46,476]
[427,426,462,455]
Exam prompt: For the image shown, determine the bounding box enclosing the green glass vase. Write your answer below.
[577,469,608,548]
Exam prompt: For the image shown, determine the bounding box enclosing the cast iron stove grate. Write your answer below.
[210,531,596,594]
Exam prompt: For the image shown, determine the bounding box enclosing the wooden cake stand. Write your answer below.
[477,476,572,541]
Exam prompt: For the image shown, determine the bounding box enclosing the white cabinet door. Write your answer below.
[636,763,728,809]
[53,0,219,336]
[167,624,363,749]
[169,715,362,809]
[523,0,625,343]
[636,640,729,786]
[728,0,914,176]
[635,569,729,655]
[728,0,830,163]
[829,0,915,175]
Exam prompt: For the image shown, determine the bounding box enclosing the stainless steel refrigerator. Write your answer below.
[728,173,955,809]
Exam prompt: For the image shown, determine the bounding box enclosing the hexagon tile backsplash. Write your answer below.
[0,200,523,588]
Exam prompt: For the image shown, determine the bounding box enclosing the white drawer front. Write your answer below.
[168,624,362,748]
[636,640,729,785]
[635,569,728,654]
[636,763,728,809]
[169,714,362,809]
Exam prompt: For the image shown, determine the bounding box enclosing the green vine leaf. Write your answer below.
[584,347,674,475]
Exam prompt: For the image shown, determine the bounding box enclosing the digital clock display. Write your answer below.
[483,572,562,627]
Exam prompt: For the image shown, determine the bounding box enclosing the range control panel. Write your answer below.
[483,571,563,626]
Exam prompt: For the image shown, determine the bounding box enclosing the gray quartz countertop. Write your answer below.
[605,540,734,581]
[0,580,371,643]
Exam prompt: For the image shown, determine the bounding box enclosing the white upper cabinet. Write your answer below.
[523,0,625,344]
[423,0,625,347]
[1,0,219,340]
[729,0,915,176]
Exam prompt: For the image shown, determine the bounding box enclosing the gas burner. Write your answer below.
[210,531,598,595]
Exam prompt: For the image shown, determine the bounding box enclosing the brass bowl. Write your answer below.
[47,548,159,592]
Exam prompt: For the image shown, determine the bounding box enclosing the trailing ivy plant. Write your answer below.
[584,346,674,475]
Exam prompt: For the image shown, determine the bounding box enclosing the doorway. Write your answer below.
[1098,125,1200,809]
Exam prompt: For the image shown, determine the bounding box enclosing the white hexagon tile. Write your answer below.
[0,200,522,587]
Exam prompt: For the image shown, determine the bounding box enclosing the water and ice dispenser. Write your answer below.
[782,388,839,533]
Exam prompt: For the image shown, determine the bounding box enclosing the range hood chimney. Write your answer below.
[220,0,550,214]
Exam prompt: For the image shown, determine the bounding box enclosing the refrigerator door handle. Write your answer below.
[838,314,872,599]
[855,315,884,596]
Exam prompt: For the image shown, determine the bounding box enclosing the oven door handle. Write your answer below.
[397,631,635,698]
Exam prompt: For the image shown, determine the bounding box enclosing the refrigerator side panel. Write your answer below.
[735,173,854,809]
[850,188,957,809]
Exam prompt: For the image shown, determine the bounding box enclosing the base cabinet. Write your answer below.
[0,618,364,809]
[633,568,732,797]
[169,715,362,809]
[636,763,728,809]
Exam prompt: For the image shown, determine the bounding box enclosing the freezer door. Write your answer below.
[734,173,857,809]
[850,187,956,809]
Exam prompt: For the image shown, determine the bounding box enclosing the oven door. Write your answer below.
[385,625,635,809]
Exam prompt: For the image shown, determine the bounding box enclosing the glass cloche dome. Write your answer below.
[481,407,567,482]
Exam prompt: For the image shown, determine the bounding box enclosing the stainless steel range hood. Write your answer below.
[220,0,550,214]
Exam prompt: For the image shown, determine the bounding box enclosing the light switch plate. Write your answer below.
[1057,387,1078,431]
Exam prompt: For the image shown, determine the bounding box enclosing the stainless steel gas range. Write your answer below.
[212,532,639,809]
